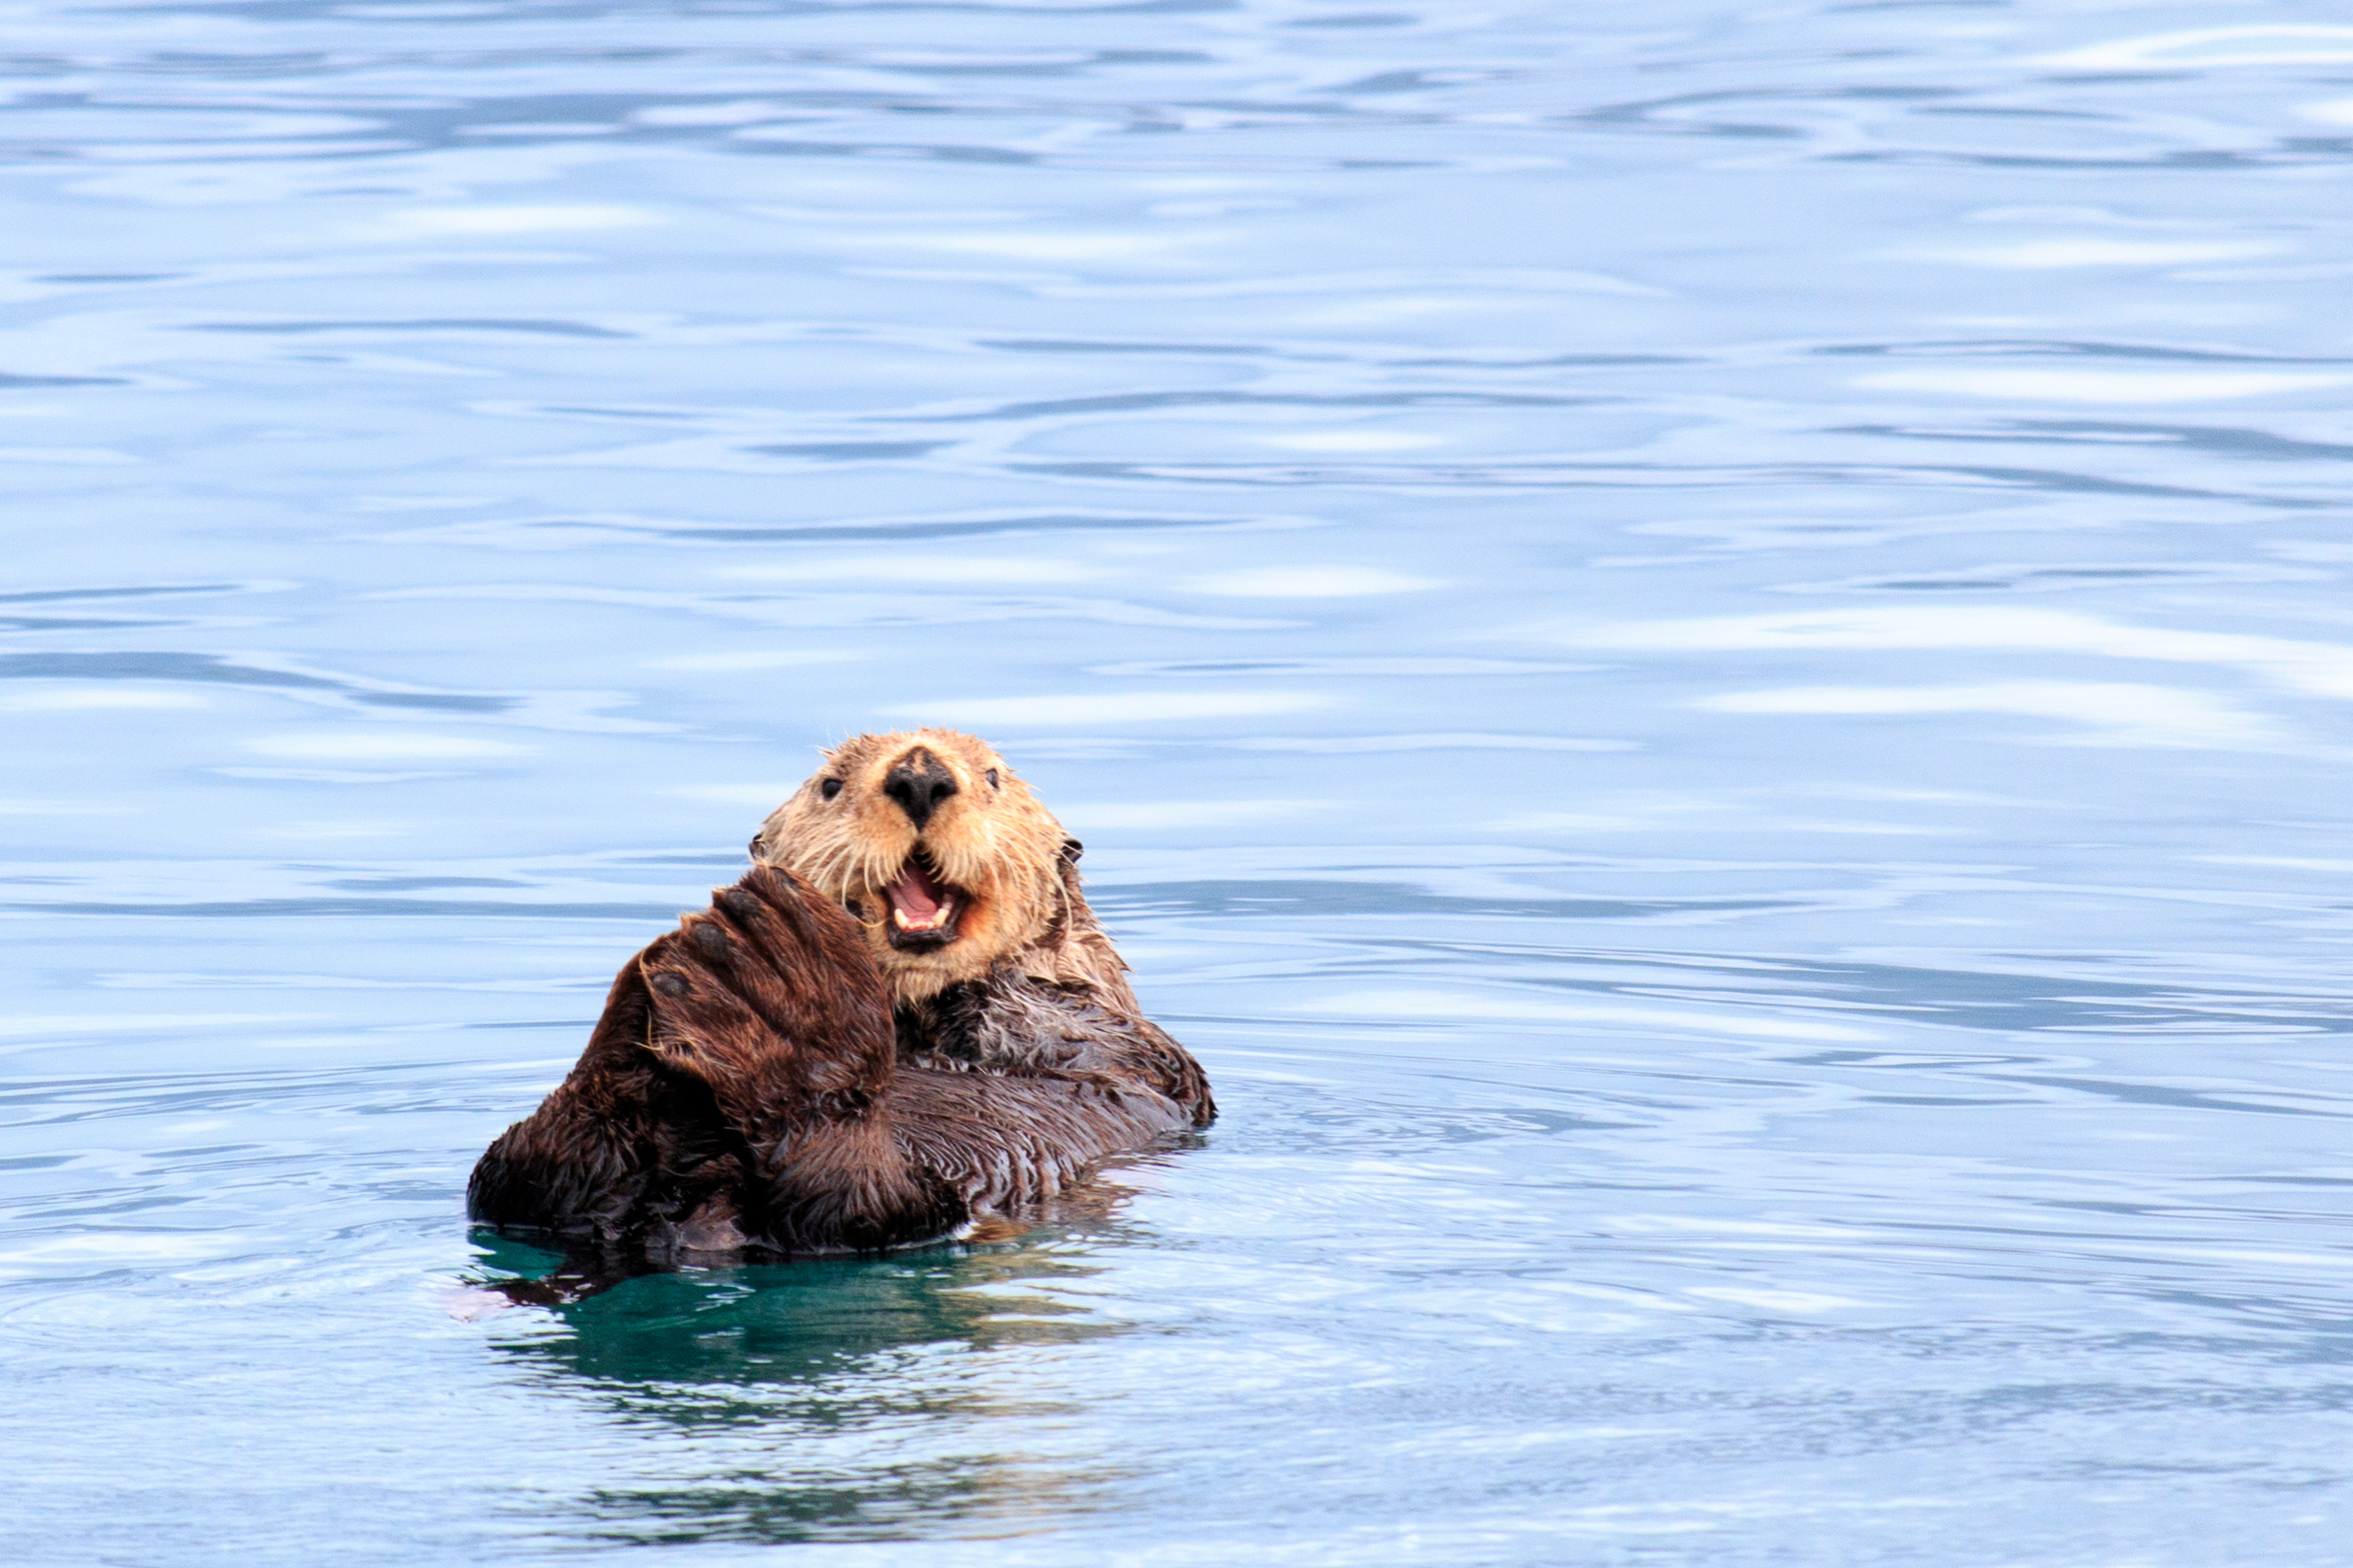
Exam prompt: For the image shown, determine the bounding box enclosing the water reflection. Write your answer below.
[475,1200,1147,1545]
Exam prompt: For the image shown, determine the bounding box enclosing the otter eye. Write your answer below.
[985,769,1000,789]
[820,779,843,801]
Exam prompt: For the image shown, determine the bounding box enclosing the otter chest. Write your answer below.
[894,978,1101,1077]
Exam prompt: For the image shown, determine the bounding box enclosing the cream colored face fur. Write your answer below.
[750,730,1113,1005]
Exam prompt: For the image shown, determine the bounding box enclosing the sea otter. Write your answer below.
[466,729,1214,1295]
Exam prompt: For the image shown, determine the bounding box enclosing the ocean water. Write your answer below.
[7,1,2353,1562]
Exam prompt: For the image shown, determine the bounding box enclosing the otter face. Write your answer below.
[749,729,1071,1002]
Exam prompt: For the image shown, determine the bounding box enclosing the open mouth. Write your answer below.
[883,850,965,951]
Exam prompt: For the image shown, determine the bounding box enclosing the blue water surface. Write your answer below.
[7,1,2353,1562]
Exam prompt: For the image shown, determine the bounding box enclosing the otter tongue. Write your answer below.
[887,860,950,928]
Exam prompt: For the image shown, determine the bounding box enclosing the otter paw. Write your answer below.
[636,870,896,1112]
[711,870,894,1074]
[638,926,781,1087]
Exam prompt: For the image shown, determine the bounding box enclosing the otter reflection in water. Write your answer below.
[475,1191,1153,1545]
[468,730,1214,1299]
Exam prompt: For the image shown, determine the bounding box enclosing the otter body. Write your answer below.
[467,731,1213,1290]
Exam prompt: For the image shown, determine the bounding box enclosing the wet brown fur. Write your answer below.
[467,732,1214,1293]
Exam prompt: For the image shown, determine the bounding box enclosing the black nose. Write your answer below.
[882,748,959,828]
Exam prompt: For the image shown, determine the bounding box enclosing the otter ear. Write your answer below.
[748,801,796,865]
[748,817,783,864]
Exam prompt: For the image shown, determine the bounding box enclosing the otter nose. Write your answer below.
[882,749,959,829]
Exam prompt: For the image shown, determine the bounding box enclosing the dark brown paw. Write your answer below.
[635,868,896,1117]
[640,927,778,1082]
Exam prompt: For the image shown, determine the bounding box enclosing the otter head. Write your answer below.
[749,729,1079,1004]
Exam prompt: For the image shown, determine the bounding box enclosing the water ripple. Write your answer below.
[9,0,2353,1562]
